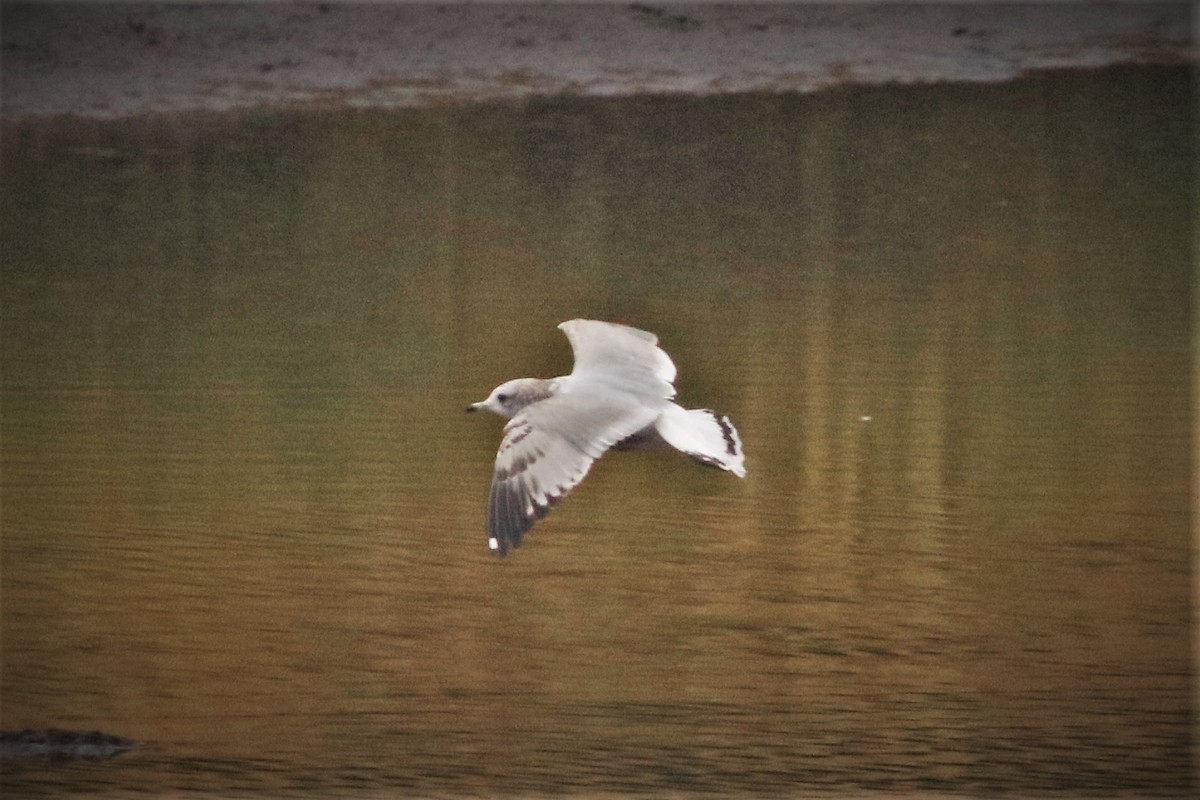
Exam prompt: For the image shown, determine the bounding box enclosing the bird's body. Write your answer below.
[467,319,746,555]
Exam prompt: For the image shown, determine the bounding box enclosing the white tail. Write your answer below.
[654,404,746,477]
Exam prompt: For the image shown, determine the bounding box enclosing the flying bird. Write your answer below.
[467,319,746,555]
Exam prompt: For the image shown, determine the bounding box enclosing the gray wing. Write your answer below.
[487,390,660,556]
[558,319,677,401]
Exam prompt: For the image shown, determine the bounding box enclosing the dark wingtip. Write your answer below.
[488,479,534,558]
[488,531,522,558]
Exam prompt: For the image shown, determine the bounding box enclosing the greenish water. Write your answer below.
[1,66,1192,796]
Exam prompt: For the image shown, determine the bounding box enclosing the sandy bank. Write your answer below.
[1,3,1193,119]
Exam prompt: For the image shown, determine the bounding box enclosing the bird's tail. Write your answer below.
[654,404,746,477]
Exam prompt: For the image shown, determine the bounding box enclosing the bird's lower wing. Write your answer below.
[487,392,660,555]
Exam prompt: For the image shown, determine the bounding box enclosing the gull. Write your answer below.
[467,319,746,556]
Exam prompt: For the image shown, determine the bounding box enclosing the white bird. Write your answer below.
[467,319,746,556]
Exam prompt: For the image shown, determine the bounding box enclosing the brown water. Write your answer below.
[1,66,1192,797]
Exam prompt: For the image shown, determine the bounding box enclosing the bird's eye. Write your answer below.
[497,393,509,403]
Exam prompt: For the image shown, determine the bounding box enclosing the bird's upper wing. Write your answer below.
[558,319,677,401]
[487,388,661,555]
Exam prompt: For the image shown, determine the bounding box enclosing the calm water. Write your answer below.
[1,66,1192,796]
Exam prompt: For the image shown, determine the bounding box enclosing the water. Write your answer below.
[1,66,1192,796]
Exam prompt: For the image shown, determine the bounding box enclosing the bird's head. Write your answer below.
[466,378,556,419]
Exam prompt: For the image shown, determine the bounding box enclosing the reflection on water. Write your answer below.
[1,66,1192,796]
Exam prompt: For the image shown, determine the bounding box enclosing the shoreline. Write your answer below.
[1,3,1193,120]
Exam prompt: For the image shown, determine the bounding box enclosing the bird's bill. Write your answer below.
[466,401,486,413]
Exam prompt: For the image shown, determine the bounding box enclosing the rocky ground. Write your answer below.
[0,728,138,760]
